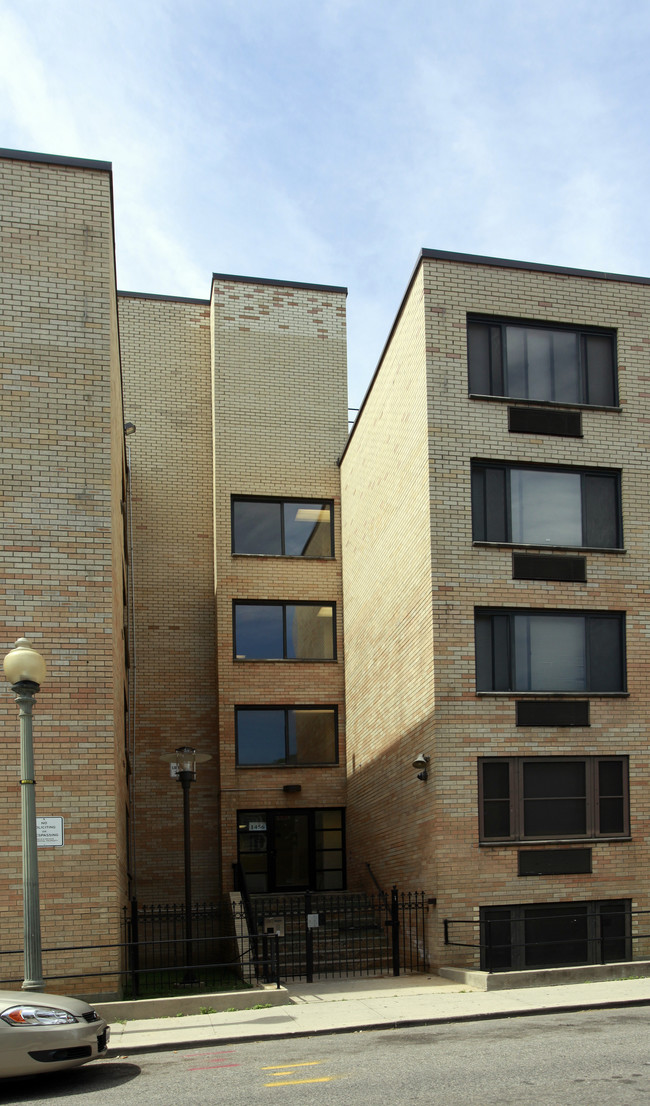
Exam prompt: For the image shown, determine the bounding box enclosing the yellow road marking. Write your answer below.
[264,1077,332,1086]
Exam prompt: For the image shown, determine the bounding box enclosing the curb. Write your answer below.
[105,995,650,1057]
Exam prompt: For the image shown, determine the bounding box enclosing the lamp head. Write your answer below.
[3,638,46,688]
[412,753,430,770]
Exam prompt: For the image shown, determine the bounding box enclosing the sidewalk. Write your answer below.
[105,973,650,1056]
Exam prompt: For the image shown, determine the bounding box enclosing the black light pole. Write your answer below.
[162,746,211,982]
[176,747,195,974]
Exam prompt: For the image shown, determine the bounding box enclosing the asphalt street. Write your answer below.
[2,1006,650,1105]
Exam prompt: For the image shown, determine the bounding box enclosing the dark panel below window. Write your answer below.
[508,406,582,437]
[516,700,590,726]
[512,553,587,582]
[518,849,592,876]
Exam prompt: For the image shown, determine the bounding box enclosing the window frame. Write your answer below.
[478,756,630,843]
[475,608,626,695]
[467,315,618,408]
[233,600,337,661]
[235,705,339,767]
[471,460,623,550]
[231,496,335,558]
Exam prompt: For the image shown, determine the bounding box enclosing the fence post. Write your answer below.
[485,917,492,972]
[129,898,140,997]
[391,886,400,977]
[273,933,280,988]
[305,891,314,983]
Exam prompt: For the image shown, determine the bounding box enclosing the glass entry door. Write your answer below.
[274,812,310,889]
[237,808,345,893]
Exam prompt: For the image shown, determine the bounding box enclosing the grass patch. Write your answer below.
[123,968,253,1001]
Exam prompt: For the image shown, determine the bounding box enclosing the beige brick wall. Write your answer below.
[342,252,650,968]
[118,293,219,904]
[211,277,348,890]
[341,267,438,894]
[0,153,128,994]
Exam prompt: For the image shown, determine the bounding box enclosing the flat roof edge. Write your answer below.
[118,290,210,305]
[0,147,112,172]
[420,248,650,286]
[212,272,347,295]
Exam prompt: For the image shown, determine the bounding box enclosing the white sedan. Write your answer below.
[0,990,109,1079]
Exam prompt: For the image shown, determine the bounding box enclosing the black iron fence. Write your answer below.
[444,906,650,972]
[238,885,428,982]
[122,898,280,996]
[0,900,279,996]
[0,888,428,995]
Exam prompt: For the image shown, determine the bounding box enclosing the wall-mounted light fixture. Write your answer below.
[412,753,430,782]
[124,421,136,436]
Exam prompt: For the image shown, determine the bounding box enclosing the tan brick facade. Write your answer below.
[117,293,218,904]
[5,143,650,990]
[0,151,128,995]
[341,250,650,970]
[210,275,348,894]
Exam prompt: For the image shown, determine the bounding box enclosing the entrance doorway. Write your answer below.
[237,808,345,893]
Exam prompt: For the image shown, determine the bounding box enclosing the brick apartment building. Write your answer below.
[2,146,649,991]
[341,249,650,971]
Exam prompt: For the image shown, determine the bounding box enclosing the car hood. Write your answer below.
[0,990,96,1017]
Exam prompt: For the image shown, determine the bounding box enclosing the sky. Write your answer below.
[2,0,650,410]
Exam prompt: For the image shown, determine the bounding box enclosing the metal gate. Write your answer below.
[241,886,428,982]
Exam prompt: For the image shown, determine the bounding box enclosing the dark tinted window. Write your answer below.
[233,500,282,555]
[233,498,333,557]
[468,319,617,406]
[236,707,338,766]
[481,900,630,971]
[234,602,335,660]
[479,756,628,841]
[475,610,625,693]
[472,463,621,549]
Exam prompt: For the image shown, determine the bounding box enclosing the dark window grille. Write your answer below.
[508,406,582,436]
[515,700,590,727]
[512,553,587,582]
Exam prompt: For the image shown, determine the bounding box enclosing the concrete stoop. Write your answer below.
[439,959,650,991]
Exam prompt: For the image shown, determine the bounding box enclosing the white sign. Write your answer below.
[307,913,320,929]
[248,821,266,832]
[37,817,64,848]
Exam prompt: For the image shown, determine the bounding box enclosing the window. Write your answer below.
[479,757,629,842]
[234,601,335,660]
[468,318,617,407]
[472,463,622,549]
[232,497,334,557]
[475,609,625,693]
[236,706,338,766]
[481,900,630,971]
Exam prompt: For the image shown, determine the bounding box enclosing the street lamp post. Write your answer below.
[3,638,47,992]
[161,746,211,981]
